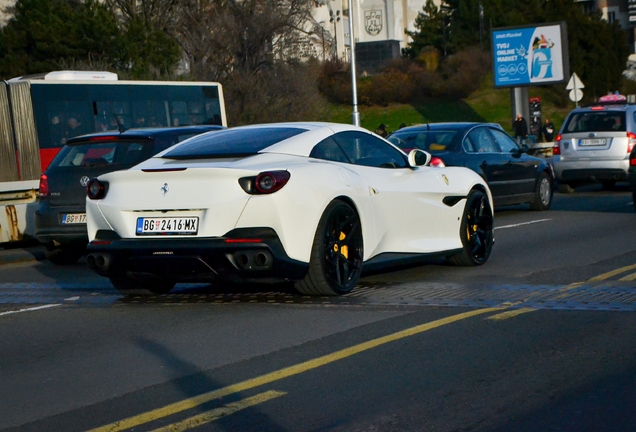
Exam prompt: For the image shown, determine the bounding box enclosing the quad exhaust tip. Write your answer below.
[87,253,111,270]
[232,250,273,270]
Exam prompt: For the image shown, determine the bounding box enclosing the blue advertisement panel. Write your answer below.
[492,22,568,88]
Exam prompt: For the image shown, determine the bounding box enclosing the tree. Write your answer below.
[0,0,123,79]
[403,0,446,58]
[104,0,182,78]
[0,0,181,80]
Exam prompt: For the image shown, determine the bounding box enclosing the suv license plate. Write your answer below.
[62,213,87,224]
[580,138,607,146]
[136,217,199,235]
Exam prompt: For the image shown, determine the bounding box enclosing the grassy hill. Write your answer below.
[324,75,574,135]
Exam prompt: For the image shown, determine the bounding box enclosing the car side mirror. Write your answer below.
[408,149,431,168]
[520,144,529,153]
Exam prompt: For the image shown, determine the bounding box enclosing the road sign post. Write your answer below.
[566,73,584,107]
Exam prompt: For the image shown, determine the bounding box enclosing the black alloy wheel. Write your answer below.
[295,200,363,296]
[449,189,494,266]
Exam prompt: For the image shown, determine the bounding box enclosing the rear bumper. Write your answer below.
[553,158,629,183]
[85,228,309,284]
[34,202,88,246]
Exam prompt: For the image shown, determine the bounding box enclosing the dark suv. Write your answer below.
[35,126,224,264]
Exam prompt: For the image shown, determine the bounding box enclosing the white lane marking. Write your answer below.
[494,219,551,230]
[0,304,62,317]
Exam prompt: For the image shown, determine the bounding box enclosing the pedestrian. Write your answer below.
[529,117,541,144]
[542,118,555,142]
[512,113,528,144]
[375,123,388,138]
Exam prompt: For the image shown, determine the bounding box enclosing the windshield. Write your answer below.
[563,111,626,133]
[162,127,308,159]
[50,140,156,169]
[388,130,458,153]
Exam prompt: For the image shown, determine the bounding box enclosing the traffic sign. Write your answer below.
[566,73,585,90]
[569,88,584,102]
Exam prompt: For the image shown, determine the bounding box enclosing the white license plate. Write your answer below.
[136,217,199,235]
[579,138,607,146]
[62,213,86,224]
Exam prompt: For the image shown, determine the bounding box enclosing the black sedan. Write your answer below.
[388,122,554,210]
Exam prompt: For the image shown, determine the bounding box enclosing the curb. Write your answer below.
[0,246,46,265]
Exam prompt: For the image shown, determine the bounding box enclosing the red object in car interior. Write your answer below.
[430,156,446,167]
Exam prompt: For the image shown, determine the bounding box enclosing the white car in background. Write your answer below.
[85,122,495,296]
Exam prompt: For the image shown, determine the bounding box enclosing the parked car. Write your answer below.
[85,122,494,296]
[387,122,554,210]
[553,94,636,193]
[35,126,225,264]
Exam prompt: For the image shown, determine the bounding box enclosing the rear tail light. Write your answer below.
[87,178,108,200]
[630,153,636,166]
[429,156,446,167]
[553,134,562,155]
[38,174,49,197]
[627,132,636,154]
[239,171,290,195]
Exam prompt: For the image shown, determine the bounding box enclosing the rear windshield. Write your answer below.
[388,130,458,153]
[162,127,307,159]
[563,111,626,133]
[50,139,165,169]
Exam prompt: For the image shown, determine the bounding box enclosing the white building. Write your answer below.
[311,0,438,72]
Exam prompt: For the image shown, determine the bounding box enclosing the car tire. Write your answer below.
[557,182,574,194]
[294,200,363,296]
[109,277,175,296]
[44,244,85,265]
[530,172,552,211]
[449,189,494,266]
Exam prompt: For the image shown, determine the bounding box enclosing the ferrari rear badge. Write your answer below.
[161,183,169,196]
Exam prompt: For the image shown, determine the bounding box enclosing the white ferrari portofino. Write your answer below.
[85,122,495,296]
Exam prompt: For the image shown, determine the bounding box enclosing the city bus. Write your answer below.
[0,71,227,243]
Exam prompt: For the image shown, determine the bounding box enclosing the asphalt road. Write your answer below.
[1,184,636,431]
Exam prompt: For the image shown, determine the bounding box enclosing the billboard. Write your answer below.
[491,22,569,88]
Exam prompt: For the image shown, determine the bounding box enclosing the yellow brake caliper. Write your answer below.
[334,231,349,259]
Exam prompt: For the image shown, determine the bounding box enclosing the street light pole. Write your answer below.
[347,0,360,126]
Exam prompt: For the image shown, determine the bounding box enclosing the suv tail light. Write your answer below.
[553,134,562,155]
[630,153,636,167]
[39,174,49,197]
[627,132,636,153]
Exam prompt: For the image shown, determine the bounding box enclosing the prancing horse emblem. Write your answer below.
[161,183,169,196]
[442,174,449,185]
